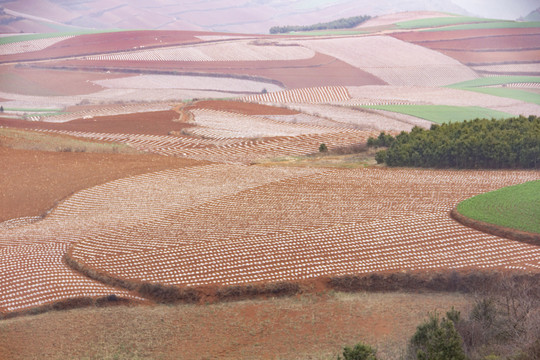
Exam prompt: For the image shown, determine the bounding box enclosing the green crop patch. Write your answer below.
[457,180,540,234]
[448,76,540,105]
[358,104,513,124]
[424,21,540,31]
[448,76,540,88]
[0,29,127,45]
[396,16,499,29]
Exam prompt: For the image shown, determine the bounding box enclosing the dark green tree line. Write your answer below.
[269,15,371,34]
[368,116,540,169]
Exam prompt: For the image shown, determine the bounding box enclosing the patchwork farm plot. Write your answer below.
[1,11,540,317]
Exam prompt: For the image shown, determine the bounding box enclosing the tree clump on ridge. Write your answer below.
[369,116,540,169]
[269,15,371,34]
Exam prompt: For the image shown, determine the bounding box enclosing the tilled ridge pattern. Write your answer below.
[0,165,322,313]
[68,168,540,288]
[33,126,379,164]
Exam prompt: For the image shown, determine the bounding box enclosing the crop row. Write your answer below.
[67,167,540,287]
[186,109,360,139]
[242,86,351,104]
[83,41,315,62]
[35,126,377,163]
[32,102,171,122]
[0,36,73,56]
[295,36,479,86]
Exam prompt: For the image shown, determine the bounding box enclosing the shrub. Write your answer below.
[407,309,467,360]
[338,342,378,360]
[319,143,329,152]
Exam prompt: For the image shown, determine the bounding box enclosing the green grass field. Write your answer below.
[424,21,540,31]
[456,180,540,234]
[291,30,368,36]
[448,76,540,105]
[0,29,126,45]
[358,104,513,124]
[448,76,540,88]
[396,16,501,29]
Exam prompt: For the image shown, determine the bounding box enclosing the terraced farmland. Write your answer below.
[242,86,351,104]
[2,163,538,314]
[64,168,540,288]
[2,11,540,322]
[0,36,74,55]
[296,36,478,86]
[83,41,315,62]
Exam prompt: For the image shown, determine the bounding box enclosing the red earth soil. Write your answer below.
[0,145,205,222]
[189,100,300,115]
[411,34,540,51]
[0,65,127,96]
[391,27,540,42]
[438,49,540,65]
[0,30,265,63]
[0,110,191,135]
[38,52,386,89]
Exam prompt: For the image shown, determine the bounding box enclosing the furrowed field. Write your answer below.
[1,9,539,360]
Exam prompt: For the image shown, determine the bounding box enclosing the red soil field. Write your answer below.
[0,65,126,96]
[392,27,540,42]
[0,110,191,135]
[189,100,299,115]
[39,52,386,89]
[413,34,540,51]
[439,49,540,65]
[0,145,204,222]
[0,30,219,63]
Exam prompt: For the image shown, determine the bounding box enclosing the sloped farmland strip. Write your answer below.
[64,168,540,301]
[297,36,479,86]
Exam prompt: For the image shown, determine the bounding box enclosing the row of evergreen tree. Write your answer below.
[269,15,371,34]
[368,116,540,169]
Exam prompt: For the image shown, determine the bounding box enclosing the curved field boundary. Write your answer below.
[32,103,172,122]
[82,41,315,62]
[242,86,351,104]
[64,168,540,293]
[296,36,479,86]
[0,165,323,314]
[187,109,360,139]
[0,36,74,55]
[33,127,378,163]
[450,208,540,246]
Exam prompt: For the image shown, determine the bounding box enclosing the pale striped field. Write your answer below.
[83,41,315,62]
[0,36,73,55]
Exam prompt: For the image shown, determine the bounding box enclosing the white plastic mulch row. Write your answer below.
[82,41,315,62]
[67,167,540,287]
[0,165,324,313]
[0,36,74,56]
[242,86,351,104]
[34,123,379,164]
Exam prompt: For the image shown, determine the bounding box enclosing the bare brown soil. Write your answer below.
[439,48,540,65]
[189,100,300,115]
[0,291,471,360]
[40,51,386,89]
[0,146,204,222]
[414,34,540,51]
[392,27,540,42]
[0,30,217,63]
[0,64,126,96]
[0,110,191,135]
